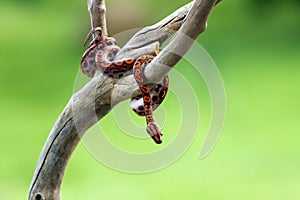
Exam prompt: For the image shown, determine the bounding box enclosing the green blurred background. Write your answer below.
[1,0,300,199]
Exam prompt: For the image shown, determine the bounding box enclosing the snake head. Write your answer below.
[146,123,163,144]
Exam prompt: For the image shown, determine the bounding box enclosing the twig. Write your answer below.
[28,1,220,199]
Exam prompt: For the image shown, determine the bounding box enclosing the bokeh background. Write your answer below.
[1,0,300,199]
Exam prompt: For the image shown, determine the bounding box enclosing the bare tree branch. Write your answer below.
[28,0,220,199]
[145,0,221,82]
[88,0,108,36]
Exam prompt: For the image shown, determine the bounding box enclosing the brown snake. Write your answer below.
[80,27,169,144]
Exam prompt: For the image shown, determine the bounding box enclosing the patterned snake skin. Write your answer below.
[80,27,169,144]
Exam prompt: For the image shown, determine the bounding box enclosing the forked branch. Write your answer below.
[28,0,221,199]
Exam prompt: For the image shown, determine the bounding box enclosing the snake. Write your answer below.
[80,27,169,144]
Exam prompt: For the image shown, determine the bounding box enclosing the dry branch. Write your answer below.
[28,0,220,199]
[88,0,108,36]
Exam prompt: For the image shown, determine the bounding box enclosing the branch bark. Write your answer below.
[28,0,220,199]
[88,0,108,36]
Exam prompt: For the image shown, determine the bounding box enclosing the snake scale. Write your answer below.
[80,27,169,144]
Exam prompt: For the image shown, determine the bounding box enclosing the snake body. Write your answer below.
[80,28,169,144]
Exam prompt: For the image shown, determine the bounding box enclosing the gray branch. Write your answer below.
[88,0,108,36]
[28,0,220,199]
